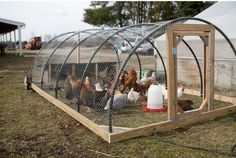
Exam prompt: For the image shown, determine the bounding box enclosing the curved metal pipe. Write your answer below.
[123,37,142,79]
[29,31,75,79]
[146,39,168,88]
[108,17,236,133]
[182,39,203,97]
[120,29,168,87]
[53,29,117,98]
[39,29,101,88]
[53,29,121,95]
[108,21,176,132]
[77,24,157,113]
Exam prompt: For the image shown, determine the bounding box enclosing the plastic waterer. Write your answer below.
[147,84,163,109]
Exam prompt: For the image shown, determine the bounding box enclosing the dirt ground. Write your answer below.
[0,54,236,158]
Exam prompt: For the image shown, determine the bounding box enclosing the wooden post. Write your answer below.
[48,64,52,84]
[207,27,215,110]
[166,26,177,120]
[203,44,208,111]
[95,63,98,81]
[72,64,76,76]
[77,33,80,63]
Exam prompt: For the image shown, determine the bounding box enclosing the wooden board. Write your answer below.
[31,83,110,142]
[109,105,236,143]
[208,27,215,110]
[184,88,235,104]
[174,31,209,37]
[166,27,178,120]
[99,125,133,133]
[171,24,211,32]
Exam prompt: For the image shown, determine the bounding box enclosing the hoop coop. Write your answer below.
[27,17,236,143]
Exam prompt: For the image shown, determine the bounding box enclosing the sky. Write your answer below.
[1,1,235,41]
[0,1,98,40]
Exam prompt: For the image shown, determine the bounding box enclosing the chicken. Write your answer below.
[177,85,185,98]
[159,84,185,100]
[163,99,193,112]
[65,75,88,105]
[147,72,156,83]
[139,71,156,85]
[65,75,79,100]
[66,75,107,108]
[104,84,127,110]
[125,68,137,89]
[133,79,153,96]
[128,87,140,103]
[85,76,95,92]
[106,84,125,97]
[84,77,111,108]
[104,93,128,110]
[140,71,148,84]
[178,99,194,111]
[95,83,103,91]
[119,70,128,86]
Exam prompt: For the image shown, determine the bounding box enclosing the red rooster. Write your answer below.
[125,68,137,89]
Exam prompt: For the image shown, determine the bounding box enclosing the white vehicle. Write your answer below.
[120,37,137,52]
[120,37,154,55]
[136,42,154,55]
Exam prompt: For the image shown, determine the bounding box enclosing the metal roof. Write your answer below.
[0,18,25,34]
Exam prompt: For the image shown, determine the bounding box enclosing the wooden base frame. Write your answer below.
[32,83,236,143]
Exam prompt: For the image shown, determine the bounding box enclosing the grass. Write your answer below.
[0,54,236,157]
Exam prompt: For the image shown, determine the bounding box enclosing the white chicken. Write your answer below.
[128,88,140,103]
[104,91,128,110]
[118,48,122,56]
[146,72,156,83]
[159,84,185,100]
[140,72,148,84]
[140,71,156,84]
[177,85,185,98]
[95,83,103,91]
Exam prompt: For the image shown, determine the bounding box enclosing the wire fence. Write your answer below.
[30,20,236,131]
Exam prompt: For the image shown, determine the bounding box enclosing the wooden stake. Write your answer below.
[166,26,177,120]
[208,27,215,110]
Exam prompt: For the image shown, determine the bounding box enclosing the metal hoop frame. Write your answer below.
[28,17,236,134]
[39,29,101,87]
[108,17,236,133]
[29,31,76,79]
